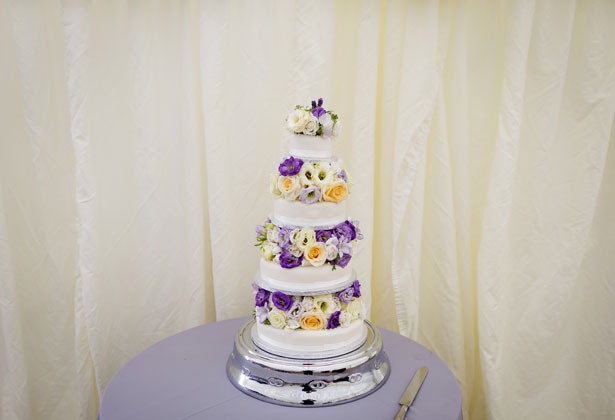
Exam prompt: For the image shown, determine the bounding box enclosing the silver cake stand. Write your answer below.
[226,319,390,407]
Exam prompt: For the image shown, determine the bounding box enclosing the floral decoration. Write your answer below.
[255,220,363,270]
[286,98,340,138]
[252,283,365,330]
[271,158,350,204]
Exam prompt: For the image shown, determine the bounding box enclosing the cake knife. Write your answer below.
[393,366,429,420]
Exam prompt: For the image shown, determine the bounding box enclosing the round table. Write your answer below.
[98,318,462,420]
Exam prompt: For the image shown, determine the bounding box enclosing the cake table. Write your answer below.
[98,317,462,420]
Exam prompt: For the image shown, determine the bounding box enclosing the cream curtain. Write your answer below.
[1,1,613,419]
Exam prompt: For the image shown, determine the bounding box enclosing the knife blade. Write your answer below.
[393,366,429,420]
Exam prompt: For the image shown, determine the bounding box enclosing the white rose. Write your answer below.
[347,298,364,320]
[304,242,327,267]
[271,244,282,255]
[287,244,304,258]
[286,319,300,330]
[299,162,316,186]
[268,308,287,329]
[339,311,353,328]
[313,294,340,316]
[303,114,320,135]
[294,228,316,251]
[319,113,334,138]
[277,175,301,200]
[267,226,280,243]
[325,237,339,261]
[270,173,281,196]
[260,244,274,261]
[286,109,310,133]
[301,296,315,312]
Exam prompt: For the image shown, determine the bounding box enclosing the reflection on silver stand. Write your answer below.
[226,319,390,407]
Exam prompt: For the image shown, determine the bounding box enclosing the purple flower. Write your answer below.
[279,156,304,176]
[272,291,292,311]
[299,186,321,204]
[312,107,326,118]
[334,220,358,241]
[338,169,347,183]
[352,280,361,298]
[316,230,333,243]
[288,298,305,320]
[327,311,341,329]
[255,288,270,307]
[279,250,303,269]
[336,287,354,303]
[335,253,352,268]
[255,305,269,323]
[338,237,353,258]
[278,227,293,248]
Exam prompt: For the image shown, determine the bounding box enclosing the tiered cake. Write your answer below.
[227,99,389,406]
[251,98,367,359]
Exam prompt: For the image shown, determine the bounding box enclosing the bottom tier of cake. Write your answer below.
[253,319,367,359]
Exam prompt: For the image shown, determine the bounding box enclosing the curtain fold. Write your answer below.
[1,1,613,419]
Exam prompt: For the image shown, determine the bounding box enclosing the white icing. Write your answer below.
[253,319,367,359]
[290,134,332,159]
[272,199,346,229]
[259,259,353,295]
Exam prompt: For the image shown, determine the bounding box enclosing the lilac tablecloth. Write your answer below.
[98,318,462,420]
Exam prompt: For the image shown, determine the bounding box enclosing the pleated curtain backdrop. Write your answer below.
[1,1,613,419]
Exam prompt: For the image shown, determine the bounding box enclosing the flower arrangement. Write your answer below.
[255,219,363,269]
[270,157,349,203]
[286,98,340,138]
[252,281,364,330]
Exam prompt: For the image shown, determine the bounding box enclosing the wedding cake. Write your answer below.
[251,98,368,359]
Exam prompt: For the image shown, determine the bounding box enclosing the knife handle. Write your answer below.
[394,404,409,420]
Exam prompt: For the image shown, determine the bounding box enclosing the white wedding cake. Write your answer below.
[251,98,367,359]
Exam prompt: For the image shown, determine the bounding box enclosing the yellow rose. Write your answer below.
[323,180,348,203]
[300,311,326,331]
[277,175,301,200]
[304,242,327,267]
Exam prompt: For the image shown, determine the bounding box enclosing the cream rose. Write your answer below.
[300,311,326,331]
[268,308,287,329]
[323,180,348,203]
[301,296,315,311]
[303,115,320,135]
[294,228,316,251]
[277,175,301,200]
[286,109,311,133]
[325,237,339,261]
[260,244,274,261]
[339,311,353,328]
[313,294,340,316]
[304,242,327,267]
[270,173,281,196]
[346,298,364,320]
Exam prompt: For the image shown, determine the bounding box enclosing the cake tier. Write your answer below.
[271,199,346,229]
[257,259,353,295]
[290,134,332,159]
[252,319,367,359]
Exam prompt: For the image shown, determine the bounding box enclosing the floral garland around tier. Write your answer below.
[252,281,364,330]
[255,219,363,269]
[286,98,340,138]
[270,157,350,203]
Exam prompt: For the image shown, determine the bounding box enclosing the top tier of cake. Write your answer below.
[289,134,333,160]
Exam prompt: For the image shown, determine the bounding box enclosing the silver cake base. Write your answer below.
[226,319,390,407]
